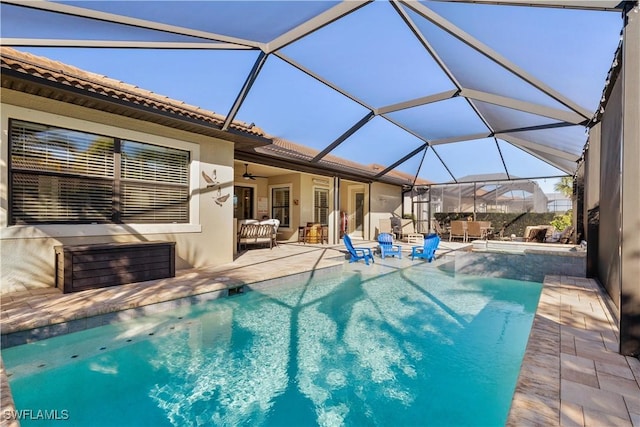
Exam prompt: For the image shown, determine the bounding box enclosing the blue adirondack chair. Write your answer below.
[411,234,440,262]
[377,232,402,259]
[342,234,375,265]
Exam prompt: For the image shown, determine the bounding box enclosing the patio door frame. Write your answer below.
[348,186,366,239]
[234,184,257,220]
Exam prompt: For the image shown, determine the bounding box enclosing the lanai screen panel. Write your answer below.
[237,56,369,150]
[330,116,425,172]
[403,147,453,185]
[473,101,564,133]
[0,0,626,187]
[496,139,567,179]
[280,1,456,108]
[387,97,489,141]
[433,138,508,181]
[423,0,623,112]
[0,3,212,42]
[55,0,339,43]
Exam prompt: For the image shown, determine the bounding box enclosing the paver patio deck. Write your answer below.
[1,241,638,426]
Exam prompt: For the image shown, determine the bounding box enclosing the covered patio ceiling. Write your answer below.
[0,0,631,188]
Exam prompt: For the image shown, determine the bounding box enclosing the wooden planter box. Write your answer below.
[54,241,176,293]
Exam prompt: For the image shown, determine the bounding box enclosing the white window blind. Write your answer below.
[10,121,114,178]
[11,173,113,223]
[314,188,329,225]
[9,120,190,225]
[120,140,190,223]
[121,140,188,185]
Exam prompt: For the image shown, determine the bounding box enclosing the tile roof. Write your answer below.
[0,47,264,137]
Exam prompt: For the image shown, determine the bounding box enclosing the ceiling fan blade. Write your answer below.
[243,163,262,180]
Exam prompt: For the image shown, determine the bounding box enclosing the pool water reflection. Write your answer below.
[3,264,542,426]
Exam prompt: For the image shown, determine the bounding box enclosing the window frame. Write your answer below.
[270,184,292,229]
[8,119,191,226]
[313,186,330,226]
[2,107,201,238]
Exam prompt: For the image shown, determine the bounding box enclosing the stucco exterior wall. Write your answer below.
[369,181,402,237]
[1,90,235,293]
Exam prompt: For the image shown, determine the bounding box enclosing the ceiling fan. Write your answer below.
[242,163,267,180]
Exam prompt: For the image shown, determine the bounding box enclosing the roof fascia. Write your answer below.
[399,0,594,120]
[265,0,372,53]
[3,0,264,49]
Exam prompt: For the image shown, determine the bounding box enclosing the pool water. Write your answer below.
[3,265,542,427]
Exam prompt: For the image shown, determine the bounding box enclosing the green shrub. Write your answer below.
[433,212,557,237]
[550,210,572,231]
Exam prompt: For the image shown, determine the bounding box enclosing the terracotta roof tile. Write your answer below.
[0,47,264,137]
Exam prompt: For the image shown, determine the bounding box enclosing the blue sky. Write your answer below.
[3,0,624,191]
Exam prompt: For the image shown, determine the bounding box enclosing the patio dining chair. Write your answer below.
[411,234,440,262]
[449,221,467,242]
[342,234,375,265]
[466,221,483,241]
[377,232,402,259]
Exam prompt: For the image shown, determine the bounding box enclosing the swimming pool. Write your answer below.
[3,264,542,426]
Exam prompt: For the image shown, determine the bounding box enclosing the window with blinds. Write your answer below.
[120,140,189,223]
[9,119,190,225]
[271,187,290,228]
[314,188,329,225]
